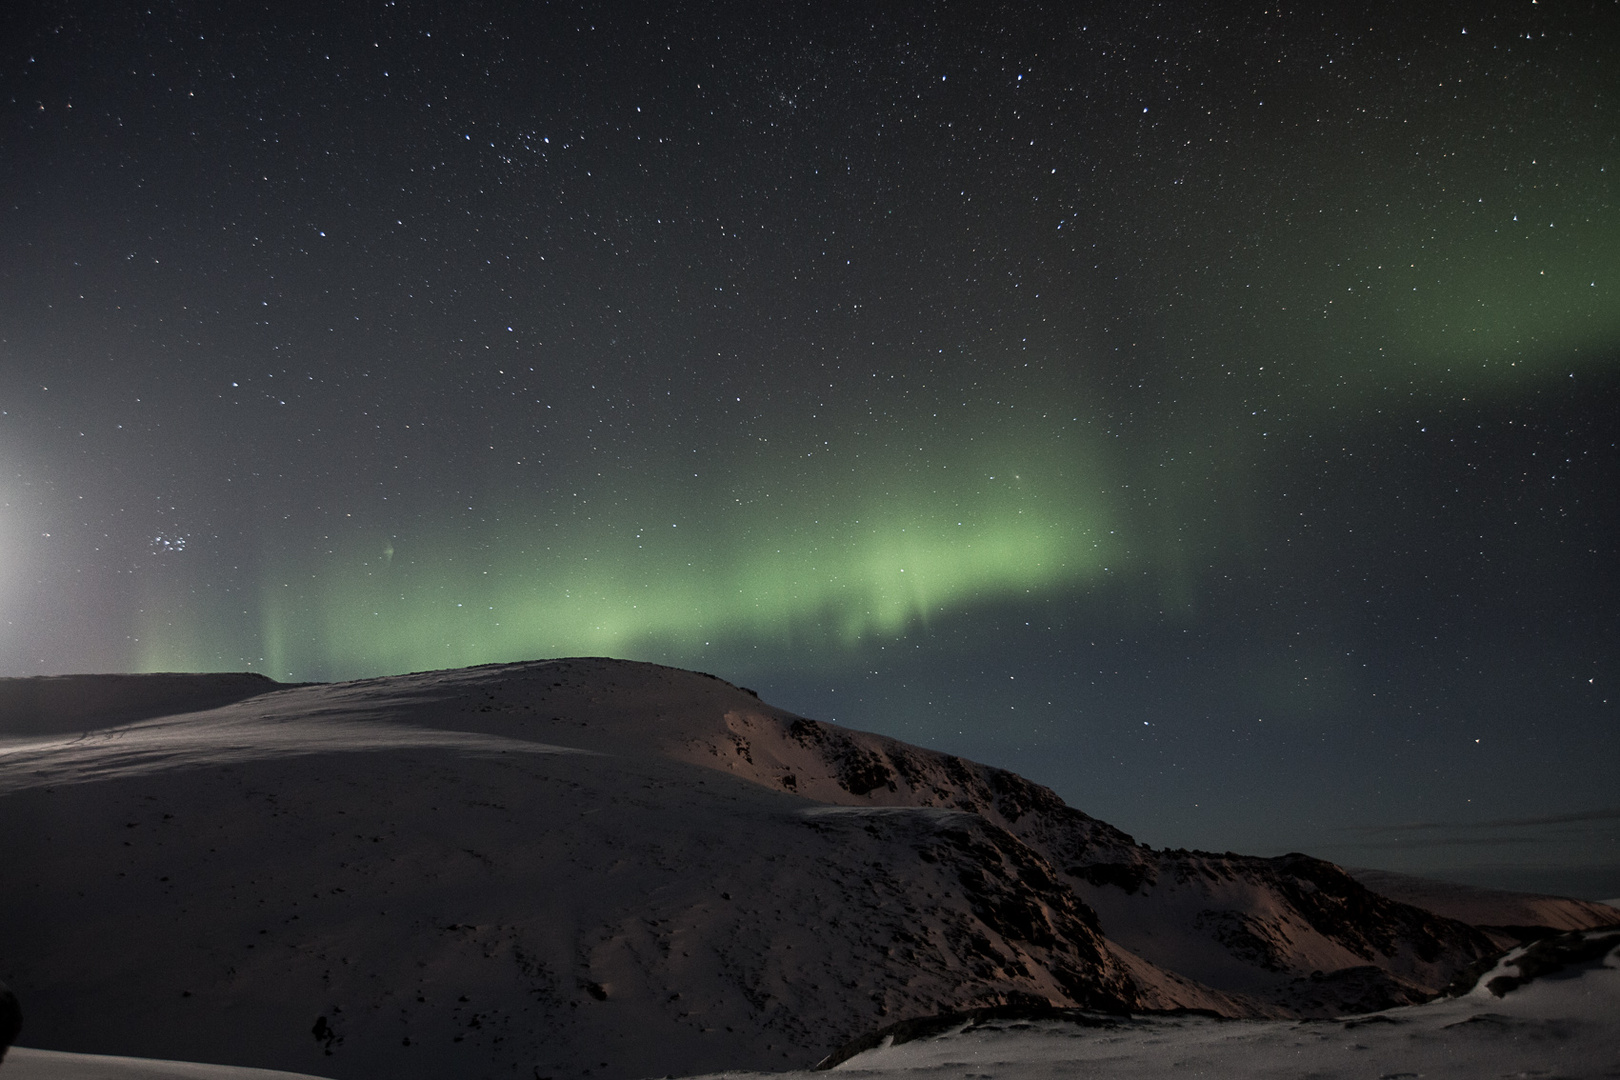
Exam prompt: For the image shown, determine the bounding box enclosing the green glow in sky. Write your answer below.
[1199,145,1620,394]
[1309,202,1620,390]
[137,426,1119,679]
[128,135,1620,683]
[132,196,1620,683]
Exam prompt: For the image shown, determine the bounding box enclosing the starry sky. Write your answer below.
[2,0,1617,896]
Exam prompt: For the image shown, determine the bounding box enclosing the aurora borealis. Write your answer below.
[2,1,1617,893]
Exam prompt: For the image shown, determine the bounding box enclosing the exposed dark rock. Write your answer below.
[785,718,897,795]
[801,807,1137,1016]
[1283,965,1435,1015]
[1484,930,1620,997]
[1069,861,1155,895]
[816,1002,1128,1070]
[311,1013,341,1054]
[0,979,20,1062]
[1193,909,1292,972]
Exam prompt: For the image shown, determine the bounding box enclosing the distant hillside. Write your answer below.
[0,672,287,736]
[1345,866,1620,950]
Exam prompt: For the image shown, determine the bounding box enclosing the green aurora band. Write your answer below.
[131,158,1620,681]
[136,419,1121,679]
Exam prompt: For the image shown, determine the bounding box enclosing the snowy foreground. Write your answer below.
[796,931,1620,1080]
[0,1050,330,1080]
[7,930,1619,1079]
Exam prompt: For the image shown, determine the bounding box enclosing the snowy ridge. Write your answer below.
[0,714,591,795]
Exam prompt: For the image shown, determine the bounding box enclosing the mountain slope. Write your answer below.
[0,658,1532,1079]
[644,693,1503,1014]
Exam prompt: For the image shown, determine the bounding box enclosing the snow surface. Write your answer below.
[2,1047,332,1080]
[0,711,590,795]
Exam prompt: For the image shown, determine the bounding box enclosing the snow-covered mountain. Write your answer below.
[2,658,1614,1079]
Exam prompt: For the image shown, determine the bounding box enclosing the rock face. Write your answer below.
[0,658,1535,1079]
[651,689,1502,1019]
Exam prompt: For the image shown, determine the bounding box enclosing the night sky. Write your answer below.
[3,1,1617,895]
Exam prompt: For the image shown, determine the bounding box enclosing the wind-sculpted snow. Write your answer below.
[0,659,1609,1080]
[0,713,592,795]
